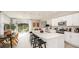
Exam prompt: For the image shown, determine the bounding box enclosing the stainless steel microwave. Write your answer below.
[58,21,66,26]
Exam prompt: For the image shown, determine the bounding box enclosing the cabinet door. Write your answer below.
[52,17,67,26]
[70,33,79,47]
[67,13,79,26]
[52,19,58,26]
[66,15,73,26]
[55,19,58,26]
[71,14,79,26]
[64,32,71,42]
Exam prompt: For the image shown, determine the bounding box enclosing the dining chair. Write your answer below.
[0,39,5,48]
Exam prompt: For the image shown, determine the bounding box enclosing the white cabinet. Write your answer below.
[65,32,79,47]
[71,14,79,26]
[66,15,73,26]
[52,18,62,26]
[70,33,79,46]
[54,19,59,26]
[65,32,72,43]
[58,17,65,21]
[52,13,79,26]
[67,13,79,26]
[52,19,58,26]
[52,16,67,26]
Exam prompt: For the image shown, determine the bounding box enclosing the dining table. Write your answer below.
[0,33,16,48]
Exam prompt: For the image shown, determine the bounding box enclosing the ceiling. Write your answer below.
[3,11,79,20]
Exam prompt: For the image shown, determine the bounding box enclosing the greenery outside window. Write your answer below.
[18,23,29,32]
[4,24,16,31]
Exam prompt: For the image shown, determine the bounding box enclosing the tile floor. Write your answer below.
[64,41,75,48]
[16,32,31,48]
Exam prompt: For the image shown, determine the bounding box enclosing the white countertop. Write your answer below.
[33,31,64,40]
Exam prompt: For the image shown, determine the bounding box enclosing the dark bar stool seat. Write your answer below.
[38,38,46,48]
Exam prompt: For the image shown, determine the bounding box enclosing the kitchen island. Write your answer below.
[33,31,64,48]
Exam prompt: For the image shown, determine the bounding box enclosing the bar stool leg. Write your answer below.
[44,43,46,48]
[41,46,43,48]
[33,43,35,48]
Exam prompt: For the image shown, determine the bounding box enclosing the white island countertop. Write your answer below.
[33,31,64,40]
[33,31,65,48]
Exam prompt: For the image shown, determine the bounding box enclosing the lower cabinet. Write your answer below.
[65,32,79,47]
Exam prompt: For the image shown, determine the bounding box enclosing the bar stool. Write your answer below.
[32,34,46,48]
[32,34,39,48]
[30,32,39,48]
[38,38,46,48]
[30,32,46,48]
[30,32,34,47]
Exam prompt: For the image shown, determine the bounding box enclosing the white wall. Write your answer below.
[47,19,52,25]
[29,20,32,31]
[0,13,4,35]
[0,13,10,35]
[3,15,10,24]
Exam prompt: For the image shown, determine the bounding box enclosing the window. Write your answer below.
[4,24,16,31]
[18,23,29,32]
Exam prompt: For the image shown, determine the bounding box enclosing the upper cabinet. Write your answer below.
[52,18,58,26]
[72,13,79,26]
[52,17,66,26]
[66,15,73,26]
[52,13,79,26]
[67,13,79,26]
